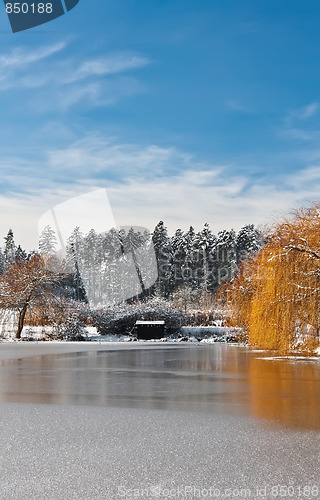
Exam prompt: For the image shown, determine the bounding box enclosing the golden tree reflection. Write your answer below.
[248,357,320,430]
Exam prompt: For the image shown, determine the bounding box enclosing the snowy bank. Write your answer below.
[180,326,243,343]
[181,326,228,337]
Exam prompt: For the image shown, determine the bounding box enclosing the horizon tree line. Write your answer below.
[0,221,263,306]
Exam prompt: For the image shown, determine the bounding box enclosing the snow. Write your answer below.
[0,324,235,343]
[259,355,320,362]
[135,320,165,325]
[0,309,17,338]
[181,326,228,336]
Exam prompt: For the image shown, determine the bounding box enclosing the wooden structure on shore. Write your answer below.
[134,320,165,339]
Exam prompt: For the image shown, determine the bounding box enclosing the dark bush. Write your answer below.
[91,301,187,337]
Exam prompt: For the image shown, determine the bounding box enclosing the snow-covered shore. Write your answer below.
[0,323,242,354]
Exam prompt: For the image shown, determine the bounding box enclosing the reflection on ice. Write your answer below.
[0,345,319,431]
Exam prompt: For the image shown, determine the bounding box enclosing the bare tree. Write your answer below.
[0,254,67,339]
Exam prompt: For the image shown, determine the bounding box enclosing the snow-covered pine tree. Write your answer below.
[171,228,185,291]
[138,229,159,298]
[102,228,123,261]
[82,229,99,305]
[152,221,172,296]
[4,229,16,267]
[101,228,123,305]
[124,226,144,252]
[180,226,197,288]
[0,249,4,275]
[69,246,87,302]
[39,225,58,255]
[235,224,261,264]
[122,227,148,299]
[194,223,216,292]
[15,245,27,261]
[67,227,83,259]
[65,228,88,303]
[215,229,237,286]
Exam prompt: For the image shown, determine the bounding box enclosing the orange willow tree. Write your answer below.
[221,203,320,353]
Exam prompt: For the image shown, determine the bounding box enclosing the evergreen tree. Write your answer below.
[66,227,88,302]
[68,242,88,302]
[15,245,27,261]
[171,228,185,290]
[61,221,264,304]
[39,225,58,255]
[152,221,172,296]
[4,229,16,266]
[235,224,260,263]
[0,249,4,275]
[102,228,123,262]
[67,227,83,258]
[194,223,216,291]
[82,229,99,304]
[215,229,237,286]
[123,227,149,298]
[181,226,197,288]
[101,228,124,305]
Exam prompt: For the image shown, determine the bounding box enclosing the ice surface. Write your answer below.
[0,403,318,500]
[0,343,318,499]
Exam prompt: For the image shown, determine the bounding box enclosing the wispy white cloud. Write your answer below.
[298,102,319,119]
[0,43,150,110]
[280,102,320,144]
[0,42,68,91]
[55,82,107,110]
[1,135,320,249]
[0,42,66,68]
[53,76,144,111]
[285,165,320,189]
[106,165,319,235]
[284,102,320,128]
[67,53,150,83]
[280,128,319,141]
[46,137,185,178]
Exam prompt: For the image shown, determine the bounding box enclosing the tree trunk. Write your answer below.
[16,304,28,339]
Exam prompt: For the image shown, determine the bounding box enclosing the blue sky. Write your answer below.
[1,0,320,248]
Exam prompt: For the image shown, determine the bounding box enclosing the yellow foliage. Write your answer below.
[222,203,320,354]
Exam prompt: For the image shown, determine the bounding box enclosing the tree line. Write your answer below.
[0,221,263,305]
[152,221,263,296]
[63,222,263,305]
[3,204,320,353]
[0,221,262,339]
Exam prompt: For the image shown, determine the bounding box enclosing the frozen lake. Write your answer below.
[0,343,319,499]
[0,343,319,430]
